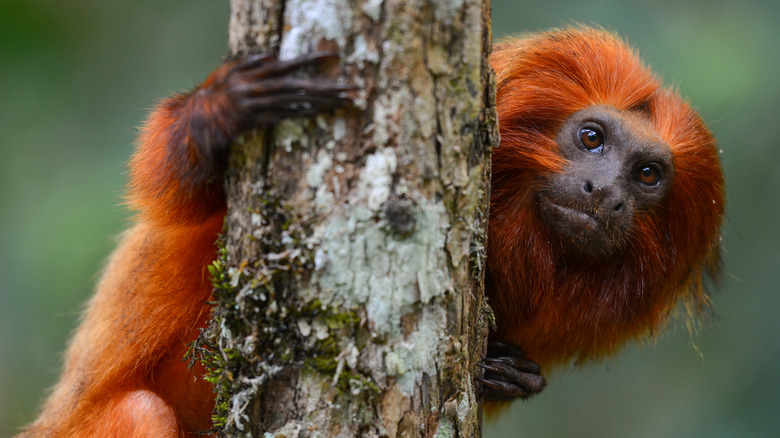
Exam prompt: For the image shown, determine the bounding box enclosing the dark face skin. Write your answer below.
[537,106,674,258]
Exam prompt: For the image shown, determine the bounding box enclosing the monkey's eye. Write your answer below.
[579,128,604,151]
[636,165,661,186]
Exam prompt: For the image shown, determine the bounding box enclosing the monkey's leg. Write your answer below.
[478,341,546,400]
[86,390,184,437]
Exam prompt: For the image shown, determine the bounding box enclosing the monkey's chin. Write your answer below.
[537,196,620,258]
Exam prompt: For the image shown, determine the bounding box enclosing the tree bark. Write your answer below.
[203,0,497,436]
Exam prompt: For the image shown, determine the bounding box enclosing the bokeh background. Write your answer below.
[1,0,777,436]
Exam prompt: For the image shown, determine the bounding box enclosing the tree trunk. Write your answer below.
[203,0,497,436]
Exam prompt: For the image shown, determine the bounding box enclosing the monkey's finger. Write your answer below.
[476,377,529,401]
[477,377,521,393]
[482,356,541,374]
[241,52,340,79]
[231,53,277,72]
[241,93,351,115]
[243,91,352,107]
[233,78,357,97]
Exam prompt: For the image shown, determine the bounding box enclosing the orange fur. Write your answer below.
[487,27,724,370]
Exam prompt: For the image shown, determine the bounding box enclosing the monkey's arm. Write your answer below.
[19,53,352,438]
[128,52,353,226]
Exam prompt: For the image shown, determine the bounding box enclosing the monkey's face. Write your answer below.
[537,106,674,258]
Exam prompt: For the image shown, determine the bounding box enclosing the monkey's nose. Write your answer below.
[582,180,626,214]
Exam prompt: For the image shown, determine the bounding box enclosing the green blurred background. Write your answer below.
[1,0,777,436]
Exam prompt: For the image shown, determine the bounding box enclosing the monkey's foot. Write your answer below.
[478,341,546,401]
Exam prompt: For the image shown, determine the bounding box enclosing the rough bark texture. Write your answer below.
[204,0,496,436]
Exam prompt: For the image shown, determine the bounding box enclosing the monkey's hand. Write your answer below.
[478,341,546,400]
[187,51,355,164]
[223,51,355,127]
[129,51,355,225]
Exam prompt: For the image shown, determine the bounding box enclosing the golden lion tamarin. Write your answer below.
[20,27,723,435]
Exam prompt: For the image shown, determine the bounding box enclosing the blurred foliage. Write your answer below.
[0,0,778,437]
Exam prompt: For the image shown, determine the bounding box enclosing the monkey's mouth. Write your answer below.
[539,198,601,235]
[537,196,616,257]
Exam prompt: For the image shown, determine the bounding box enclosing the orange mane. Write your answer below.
[487,27,724,368]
